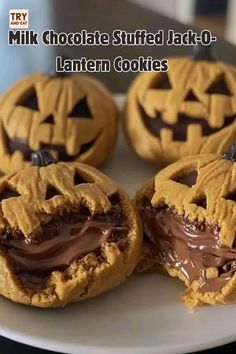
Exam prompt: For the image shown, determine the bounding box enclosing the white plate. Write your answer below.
[0,95,236,354]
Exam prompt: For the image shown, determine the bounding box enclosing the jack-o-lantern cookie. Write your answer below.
[135,144,236,308]
[0,150,141,307]
[0,73,118,174]
[125,46,236,165]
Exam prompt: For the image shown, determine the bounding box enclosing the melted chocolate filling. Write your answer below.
[0,199,128,291]
[142,201,236,293]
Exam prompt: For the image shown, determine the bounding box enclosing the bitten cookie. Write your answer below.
[125,48,236,165]
[135,145,236,308]
[0,72,118,174]
[0,151,142,307]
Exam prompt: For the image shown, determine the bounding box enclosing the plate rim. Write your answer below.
[0,322,235,354]
[0,94,236,354]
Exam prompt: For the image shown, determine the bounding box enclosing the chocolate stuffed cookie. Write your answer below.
[0,151,142,307]
[135,148,236,308]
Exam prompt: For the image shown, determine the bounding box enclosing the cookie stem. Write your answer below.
[223,142,236,162]
[193,43,214,61]
[31,150,58,166]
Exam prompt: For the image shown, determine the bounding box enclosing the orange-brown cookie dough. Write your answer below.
[0,151,142,307]
[125,56,236,165]
[135,150,236,308]
[0,73,118,174]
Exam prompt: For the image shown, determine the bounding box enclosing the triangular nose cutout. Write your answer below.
[185,89,198,101]
[43,114,55,125]
[152,74,172,89]
[45,185,60,200]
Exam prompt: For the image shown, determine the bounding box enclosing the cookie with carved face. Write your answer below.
[0,73,118,174]
[0,151,141,307]
[135,146,236,308]
[125,57,236,165]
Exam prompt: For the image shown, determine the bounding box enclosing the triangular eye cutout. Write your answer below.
[185,89,198,102]
[74,173,86,185]
[68,97,92,119]
[43,114,55,125]
[172,170,198,187]
[18,87,39,111]
[152,74,172,90]
[206,75,231,96]
[192,195,207,209]
[45,185,60,200]
[0,187,20,201]
[224,191,236,202]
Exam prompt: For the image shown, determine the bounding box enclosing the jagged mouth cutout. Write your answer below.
[141,73,235,141]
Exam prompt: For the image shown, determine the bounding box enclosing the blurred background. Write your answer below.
[0,0,236,93]
[131,0,234,41]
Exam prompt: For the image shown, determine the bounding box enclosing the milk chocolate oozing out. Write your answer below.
[0,198,128,291]
[142,200,236,293]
